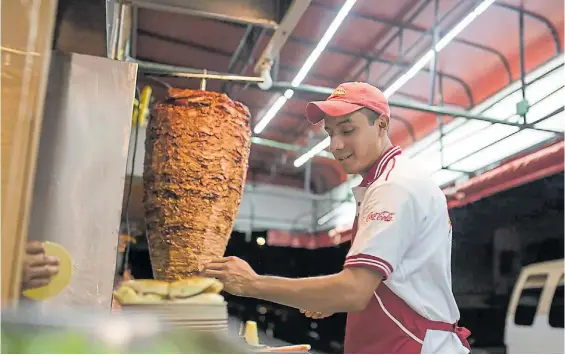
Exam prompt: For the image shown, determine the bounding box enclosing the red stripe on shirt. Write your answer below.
[344,254,393,279]
[375,146,401,181]
[385,157,396,181]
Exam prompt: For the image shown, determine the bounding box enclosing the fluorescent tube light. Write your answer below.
[294,137,330,167]
[383,50,435,98]
[292,0,357,87]
[254,95,289,134]
[253,89,295,134]
[434,0,497,51]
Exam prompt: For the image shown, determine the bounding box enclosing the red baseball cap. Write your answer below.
[305,82,390,124]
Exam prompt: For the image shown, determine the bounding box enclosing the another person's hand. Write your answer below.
[300,309,334,319]
[21,241,60,291]
[201,256,257,297]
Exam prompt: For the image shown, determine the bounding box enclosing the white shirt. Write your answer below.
[343,146,469,354]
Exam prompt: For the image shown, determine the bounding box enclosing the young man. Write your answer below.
[202,82,471,353]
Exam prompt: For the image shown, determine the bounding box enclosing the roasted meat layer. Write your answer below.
[144,89,251,280]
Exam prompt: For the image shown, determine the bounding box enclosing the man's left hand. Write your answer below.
[201,256,257,297]
[300,309,334,319]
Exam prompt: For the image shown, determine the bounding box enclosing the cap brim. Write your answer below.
[305,100,363,124]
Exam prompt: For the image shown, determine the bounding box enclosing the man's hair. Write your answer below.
[360,107,381,126]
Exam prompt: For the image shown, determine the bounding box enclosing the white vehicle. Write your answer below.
[505,259,564,354]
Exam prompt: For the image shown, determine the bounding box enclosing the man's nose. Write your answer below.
[329,137,344,152]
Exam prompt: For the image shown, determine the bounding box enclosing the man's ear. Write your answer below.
[377,114,390,133]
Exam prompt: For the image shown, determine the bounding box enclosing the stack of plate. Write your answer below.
[121,302,228,332]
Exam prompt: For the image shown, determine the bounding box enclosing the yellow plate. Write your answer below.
[23,242,73,300]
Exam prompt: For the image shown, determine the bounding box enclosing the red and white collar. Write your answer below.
[358,146,402,187]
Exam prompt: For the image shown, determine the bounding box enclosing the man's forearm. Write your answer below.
[246,271,363,314]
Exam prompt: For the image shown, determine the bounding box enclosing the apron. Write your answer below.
[344,251,471,353]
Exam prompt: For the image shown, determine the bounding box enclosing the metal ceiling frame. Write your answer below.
[402,60,565,172]
[134,28,420,143]
[333,0,562,87]
[229,27,270,99]
[135,25,473,107]
[247,0,563,166]
[116,0,334,160]
[122,0,281,28]
[496,2,562,53]
[345,0,442,86]
[285,34,476,108]
[223,25,265,95]
[272,71,563,180]
[406,4,559,87]
[135,28,334,85]
[274,0,470,167]
[246,2,475,161]
[301,0,563,115]
[114,0,563,192]
[312,0,513,84]
[380,0,478,91]
[252,0,313,88]
[135,58,265,83]
[269,81,563,135]
[284,0,564,188]
[285,0,562,191]
[118,0,313,88]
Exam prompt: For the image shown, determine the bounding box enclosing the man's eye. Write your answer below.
[343,128,354,135]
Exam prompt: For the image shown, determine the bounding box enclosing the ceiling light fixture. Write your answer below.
[254,89,294,134]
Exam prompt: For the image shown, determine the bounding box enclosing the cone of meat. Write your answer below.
[143,88,251,281]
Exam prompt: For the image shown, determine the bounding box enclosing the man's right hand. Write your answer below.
[299,309,334,319]
[21,241,60,291]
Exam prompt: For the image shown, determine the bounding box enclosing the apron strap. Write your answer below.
[424,319,472,351]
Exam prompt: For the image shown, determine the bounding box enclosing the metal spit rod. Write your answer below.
[157,71,265,83]
[200,69,207,90]
[132,57,265,84]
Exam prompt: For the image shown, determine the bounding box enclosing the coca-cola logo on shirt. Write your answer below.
[364,211,395,223]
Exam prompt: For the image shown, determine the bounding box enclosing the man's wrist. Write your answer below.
[246,274,264,298]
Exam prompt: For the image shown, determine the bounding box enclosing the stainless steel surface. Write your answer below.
[27,52,138,310]
[126,0,280,28]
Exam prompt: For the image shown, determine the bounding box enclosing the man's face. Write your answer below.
[324,109,388,175]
